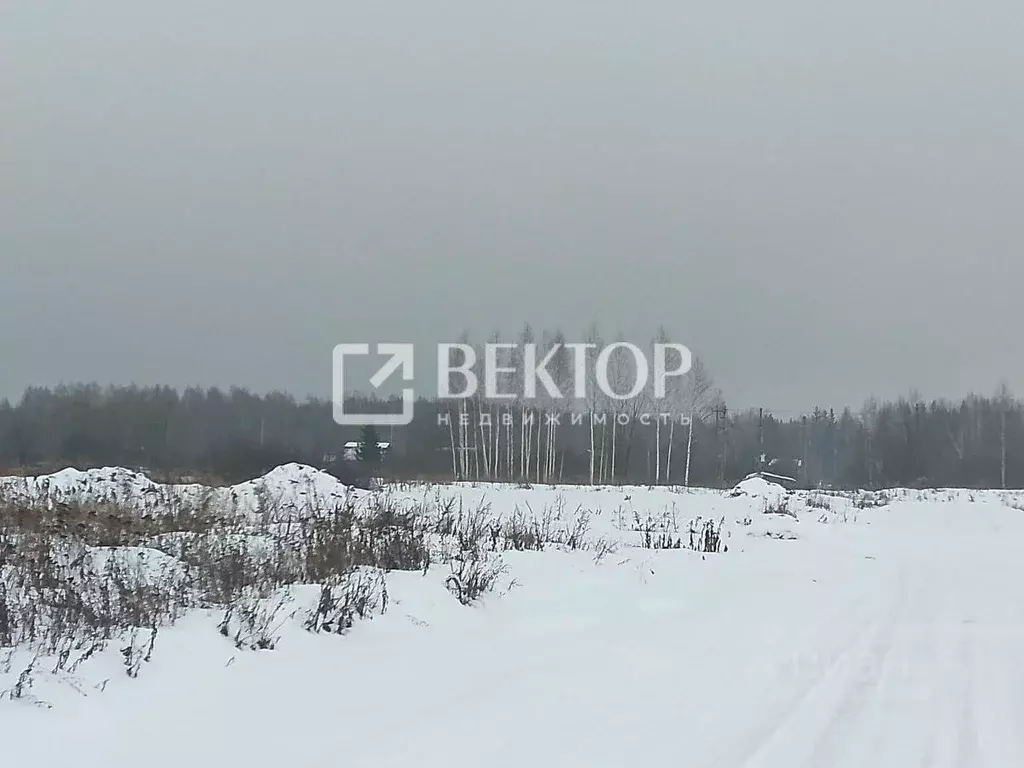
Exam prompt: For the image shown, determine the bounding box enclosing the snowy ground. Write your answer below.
[3,468,1024,766]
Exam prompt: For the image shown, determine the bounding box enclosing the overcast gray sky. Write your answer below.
[2,1,1022,412]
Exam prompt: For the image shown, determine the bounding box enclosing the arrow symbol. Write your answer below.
[370,352,406,388]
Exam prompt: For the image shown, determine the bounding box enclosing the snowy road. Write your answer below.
[7,502,1024,767]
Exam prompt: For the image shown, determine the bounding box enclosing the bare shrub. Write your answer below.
[688,517,727,553]
[855,491,890,510]
[763,499,797,518]
[120,626,158,678]
[805,494,832,511]
[591,536,619,564]
[219,590,294,650]
[0,496,220,547]
[817,505,859,524]
[502,507,544,551]
[0,490,433,691]
[557,504,591,550]
[633,509,682,550]
[445,553,507,606]
[355,497,431,572]
[304,569,388,634]
[1,654,51,708]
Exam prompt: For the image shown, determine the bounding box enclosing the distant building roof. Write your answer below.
[749,470,796,485]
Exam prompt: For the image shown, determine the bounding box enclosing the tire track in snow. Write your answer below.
[656,568,884,766]
[953,624,981,768]
[796,600,904,768]
[733,570,910,768]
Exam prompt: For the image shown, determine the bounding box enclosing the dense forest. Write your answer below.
[0,380,1021,490]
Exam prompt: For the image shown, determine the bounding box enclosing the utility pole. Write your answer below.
[1001,407,1007,490]
[801,415,808,487]
[832,409,838,486]
[714,404,728,486]
[684,413,694,487]
[758,407,764,468]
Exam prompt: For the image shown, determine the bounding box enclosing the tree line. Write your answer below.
[0,331,1021,489]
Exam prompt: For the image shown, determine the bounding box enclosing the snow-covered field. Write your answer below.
[3,466,1024,766]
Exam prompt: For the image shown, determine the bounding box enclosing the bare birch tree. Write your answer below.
[679,355,718,487]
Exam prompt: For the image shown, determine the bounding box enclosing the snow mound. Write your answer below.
[0,463,358,521]
[225,463,361,518]
[729,475,789,507]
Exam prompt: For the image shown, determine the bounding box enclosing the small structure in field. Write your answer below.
[752,470,797,489]
[341,441,391,461]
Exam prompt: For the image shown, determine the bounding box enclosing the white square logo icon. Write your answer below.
[333,343,415,426]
